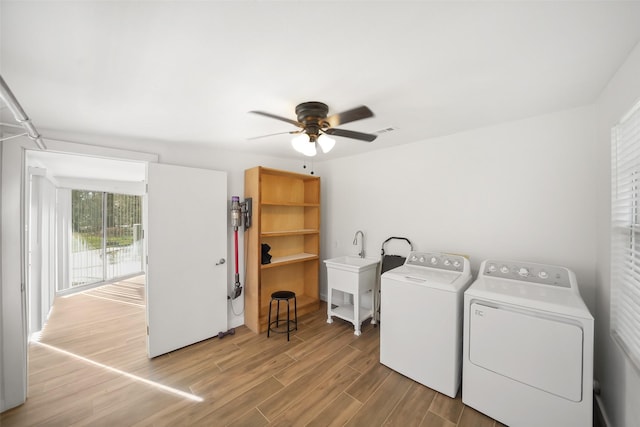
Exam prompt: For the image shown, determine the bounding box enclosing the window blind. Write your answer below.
[611,99,640,372]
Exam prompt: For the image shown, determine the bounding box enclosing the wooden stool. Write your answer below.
[267,291,298,341]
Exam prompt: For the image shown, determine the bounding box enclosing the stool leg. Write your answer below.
[294,296,298,331]
[276,300,280,327]
[267,299,272,337]
[286,299,290,341]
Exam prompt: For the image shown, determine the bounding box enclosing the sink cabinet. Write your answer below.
[324,257,380,336]
[244,167,321,333]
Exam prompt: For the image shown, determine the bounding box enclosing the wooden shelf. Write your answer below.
[261,253,318,269]
[262,201,320,207]
[244,166,321,334]
[261,229,318,237]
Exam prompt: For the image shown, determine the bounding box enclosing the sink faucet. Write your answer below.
[353,230,365,258]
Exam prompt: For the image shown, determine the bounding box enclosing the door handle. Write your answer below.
[216,258,226,265]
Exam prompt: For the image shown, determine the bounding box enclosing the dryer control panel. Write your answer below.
[482,260,571,288]
[405,251,467,273]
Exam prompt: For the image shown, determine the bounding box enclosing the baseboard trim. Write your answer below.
[594,394,612,427]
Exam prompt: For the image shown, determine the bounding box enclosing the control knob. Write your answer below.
[500,265,509,274]
[518,267,529,277]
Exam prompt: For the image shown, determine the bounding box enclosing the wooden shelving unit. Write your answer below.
[244,166,321,333]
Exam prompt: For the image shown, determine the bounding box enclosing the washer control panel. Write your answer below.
[405,251,466,272]
[483,260,571,288]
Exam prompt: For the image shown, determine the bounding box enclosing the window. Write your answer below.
[611,99,640,371]
[70,190,143,287]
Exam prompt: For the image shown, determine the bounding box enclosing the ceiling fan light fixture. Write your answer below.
[306,143,317,157]
[291,133,309,152]
[251,101,377,153]
[292,133,316,156]
[317,134,335,153]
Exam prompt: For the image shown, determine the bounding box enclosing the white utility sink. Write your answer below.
[324,256,380,335]
[324,256,380,271]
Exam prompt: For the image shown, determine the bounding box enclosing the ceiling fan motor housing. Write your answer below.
[296,102,330,139]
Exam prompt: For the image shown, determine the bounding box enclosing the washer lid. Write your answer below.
[382,265,470,292]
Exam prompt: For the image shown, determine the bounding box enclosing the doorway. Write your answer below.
[25,150,147,335]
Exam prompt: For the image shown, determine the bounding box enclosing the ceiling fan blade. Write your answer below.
[324,128,377,142]
[247,130,301,140]
[249,110,303,128]
[326,105,374,128]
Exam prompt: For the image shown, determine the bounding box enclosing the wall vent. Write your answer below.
[375,126,397,134]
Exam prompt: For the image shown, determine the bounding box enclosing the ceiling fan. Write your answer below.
[249,101,377,156]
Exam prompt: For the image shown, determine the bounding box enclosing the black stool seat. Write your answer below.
[267,290,298,341]
[272,290,296,300]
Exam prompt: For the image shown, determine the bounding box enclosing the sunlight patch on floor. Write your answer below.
[80,292,145,307]
[31,340,203,402]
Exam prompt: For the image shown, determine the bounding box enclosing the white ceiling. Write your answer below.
[2,1,640,163]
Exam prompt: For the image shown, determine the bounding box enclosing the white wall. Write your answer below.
[594,40,640,427]
[317,106,598,312]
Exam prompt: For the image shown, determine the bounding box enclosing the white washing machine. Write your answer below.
[462,259,594,427]
[380,251,472,398]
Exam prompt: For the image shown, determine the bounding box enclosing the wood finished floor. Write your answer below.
[1,276,503,426]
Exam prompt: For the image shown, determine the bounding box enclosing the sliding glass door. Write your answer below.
[71,190,143,287]
[105,193,143,280]
[71,190,104,286]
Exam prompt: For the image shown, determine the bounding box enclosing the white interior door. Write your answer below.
[146,163,227,358]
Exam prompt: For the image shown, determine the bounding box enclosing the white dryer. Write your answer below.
[462,260,594,427]
[380,251,472,398]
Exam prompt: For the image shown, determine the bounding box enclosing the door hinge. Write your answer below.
[147,325,149,335]
[146,255,149,265]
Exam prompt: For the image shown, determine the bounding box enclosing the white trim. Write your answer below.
[54,177,145,195]
[38,138,158,164]
[28,166,46,176]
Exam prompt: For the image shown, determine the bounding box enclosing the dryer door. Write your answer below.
[469,302,583,402]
